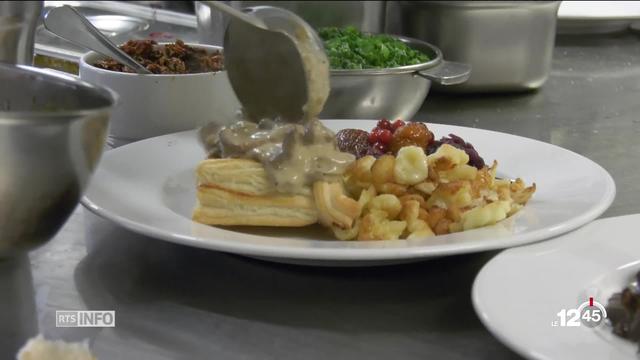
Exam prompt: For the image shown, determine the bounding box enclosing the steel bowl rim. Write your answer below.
[0,63,118,120]
[328,34,444,76]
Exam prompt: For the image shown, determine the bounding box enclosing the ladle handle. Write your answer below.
[202,1,266,29]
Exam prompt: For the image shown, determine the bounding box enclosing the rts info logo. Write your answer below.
[56,310,116,328]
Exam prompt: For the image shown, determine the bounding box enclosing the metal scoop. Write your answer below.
[203,2,324,122]
[44,5,152,74]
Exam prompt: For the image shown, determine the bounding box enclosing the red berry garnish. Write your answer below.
[368,130,377,144]
[369,128,384,144]
[377,118,392,130]
[391,120,405,132]
[379,129,393,144]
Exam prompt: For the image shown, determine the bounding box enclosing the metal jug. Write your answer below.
[0,1,43,64]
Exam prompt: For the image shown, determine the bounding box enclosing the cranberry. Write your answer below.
[378,129,393,144]
[368,130,377,144]
[377,118,392,131]
[369,128,386,144]
[391,120,406,132]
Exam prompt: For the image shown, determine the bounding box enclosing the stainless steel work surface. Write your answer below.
[3,32,640,359]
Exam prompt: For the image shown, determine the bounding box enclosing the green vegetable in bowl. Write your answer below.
[318,26,429,70]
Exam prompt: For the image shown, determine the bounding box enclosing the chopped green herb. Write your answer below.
[318,26,429,70]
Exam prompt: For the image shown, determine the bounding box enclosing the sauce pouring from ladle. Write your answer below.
[202,1,329,123]
[199,3,352,197]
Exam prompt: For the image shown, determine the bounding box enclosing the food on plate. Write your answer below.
[194,158,318,226]
[318,26,429,70]
[196,120,360,229]
[335,128,370,159]
[342,119,486,169]
[194,24,360,229]
[197,118,536,240]
[336,130,536,240]
[607,272,640,346]
[200,119,354,194]
[389,121,434,154]
[193,20,533,240]
[17,335,96,360]
[93,39,224,74]
[428,133,485,169]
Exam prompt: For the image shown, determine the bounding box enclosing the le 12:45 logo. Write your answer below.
[552,297,607,328]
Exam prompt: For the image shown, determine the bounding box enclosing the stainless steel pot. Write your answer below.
[0,1,42,64]
[320,36,470,120]
[0,64,115,257]
[386,1,560,93]
[196,1,385,45]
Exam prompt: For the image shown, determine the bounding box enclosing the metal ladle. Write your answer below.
[43,5,152,74]
[203,1,324,122]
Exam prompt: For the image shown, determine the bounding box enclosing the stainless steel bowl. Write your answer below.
[0,64,115,257]
[320,35,470,120]
[386,1,560,93]
[0,1,42,65]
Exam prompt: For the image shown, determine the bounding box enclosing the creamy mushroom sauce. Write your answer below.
[200,24,353,195]
[295,26,330,121]
[201,118,353,194]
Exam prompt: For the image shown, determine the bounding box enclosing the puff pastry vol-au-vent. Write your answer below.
[193,158,360,228]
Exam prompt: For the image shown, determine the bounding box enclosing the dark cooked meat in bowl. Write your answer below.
[93,39,224,74]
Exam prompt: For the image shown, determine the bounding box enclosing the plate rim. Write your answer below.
[558,1,640,21]
[81,120,617,261]
[470,214,640,359]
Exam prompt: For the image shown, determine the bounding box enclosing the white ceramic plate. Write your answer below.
[558,1,640,34]
[473,214,640,359]
[81,120,615,266]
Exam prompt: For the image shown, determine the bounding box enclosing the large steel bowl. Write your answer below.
[386,1,560,93]
[0,64,115,257]
[319,35,470,121]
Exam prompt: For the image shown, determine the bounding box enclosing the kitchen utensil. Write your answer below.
[320,35,470,120]
[82,119,614,266]
[0,63,115,257]
[79,43,240,148]
[196,1,386,46]
[203,2,325,122]
[203,0,266,28]
[386,1,560,93]
[34,1,201,68]
[43,5,152,74]
[0,1,42,64]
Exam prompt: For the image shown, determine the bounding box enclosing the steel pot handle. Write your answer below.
[417,60,471,85]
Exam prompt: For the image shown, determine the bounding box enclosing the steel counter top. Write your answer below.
[419,33,640,218]
[2,31,640,359]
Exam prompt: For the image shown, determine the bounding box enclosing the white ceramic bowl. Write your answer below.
[79,43,240,147]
